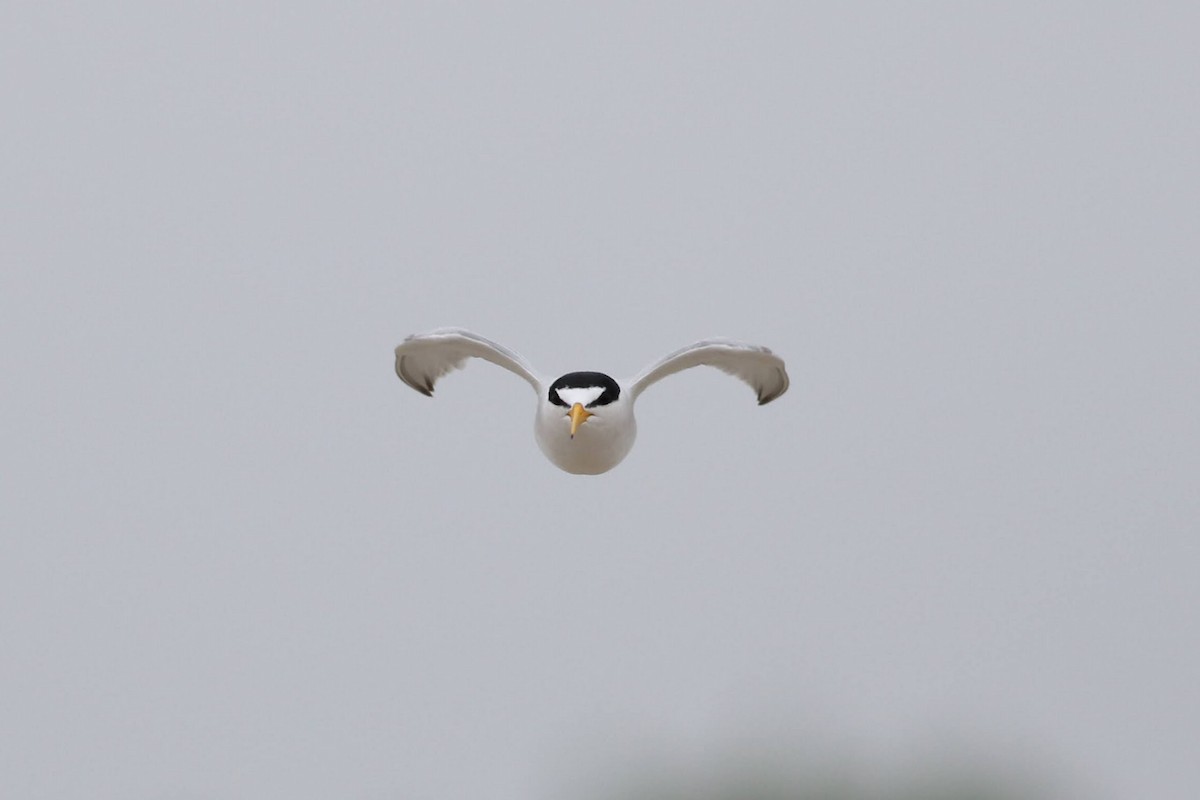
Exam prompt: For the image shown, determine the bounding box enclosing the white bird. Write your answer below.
[394,327,789,475]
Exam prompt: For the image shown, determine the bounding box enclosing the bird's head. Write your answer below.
[548,372,621,438]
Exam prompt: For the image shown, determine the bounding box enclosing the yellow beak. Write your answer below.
[569,402,593,438]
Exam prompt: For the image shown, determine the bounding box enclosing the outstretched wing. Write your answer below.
[628,339,789,405]
[394,328,543,396]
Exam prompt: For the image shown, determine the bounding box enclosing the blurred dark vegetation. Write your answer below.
[562,744,1062,800]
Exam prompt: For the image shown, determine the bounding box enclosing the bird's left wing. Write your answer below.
[628,339,789,405]
[394,328,543,396]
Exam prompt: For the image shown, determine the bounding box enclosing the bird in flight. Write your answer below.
[394,328,789,475]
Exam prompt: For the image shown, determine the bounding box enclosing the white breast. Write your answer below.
[534,396,637,475]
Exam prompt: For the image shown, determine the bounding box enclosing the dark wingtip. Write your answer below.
[397,354,435,397]
[757,368,789,406]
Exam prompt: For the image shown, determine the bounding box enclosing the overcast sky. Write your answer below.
[2,3,1198,799]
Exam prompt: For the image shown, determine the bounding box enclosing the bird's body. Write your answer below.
[394,328,788,475]
[534,375,637,474]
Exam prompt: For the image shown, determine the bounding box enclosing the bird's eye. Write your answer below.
[587,384,619,408]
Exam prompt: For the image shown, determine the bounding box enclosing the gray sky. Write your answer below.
[2,3,1197,798]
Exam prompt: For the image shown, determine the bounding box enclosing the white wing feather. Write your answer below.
[394,328,543,396]
[628,339,789,405]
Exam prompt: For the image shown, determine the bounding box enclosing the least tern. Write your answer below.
[394,327,789,474]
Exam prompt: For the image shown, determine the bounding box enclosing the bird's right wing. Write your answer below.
[394,328,543,396]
